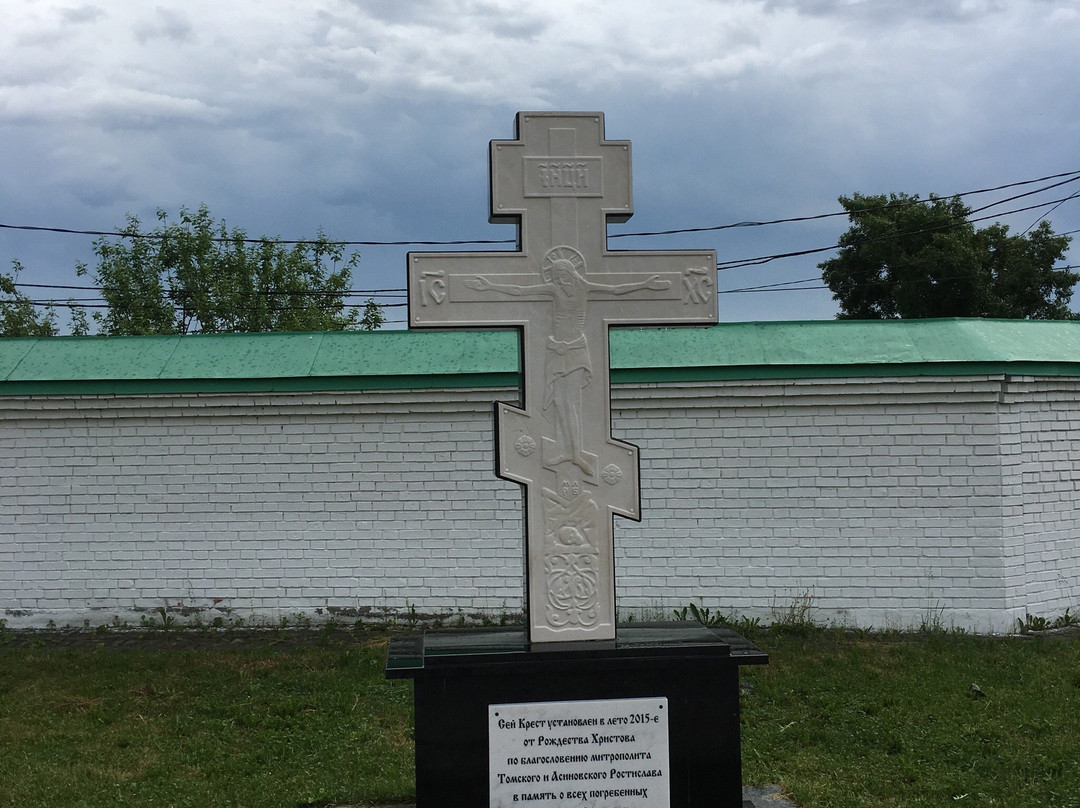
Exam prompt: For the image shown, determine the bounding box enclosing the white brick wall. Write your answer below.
[1000,377,1080,622]
[2,374,1078,632]
[614,378,1011,631]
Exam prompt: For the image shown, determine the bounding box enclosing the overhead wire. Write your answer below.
[716,190,1080,271]
[612,169,1080,239]
[722,263,1080,297]
[19,299,410,311]
[0,223,516,247]
[966,174,1080,216]
[1019,190,1080,237]
[4,170,1078,311]
[12,185,1079,299]
[1,169,1078,246]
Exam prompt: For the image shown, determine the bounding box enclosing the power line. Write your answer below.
[13,282,407,295]
[17,299,409,312]
[14,187,1076,298]
[716,191,1080,271]
[970,195,1080,225]
[0,223,516,247]
[6,178,1078,310]
[967,174,1080,216]
[612,169,1080,239]
[721,276,822,292]
[721,264,1080,296]
[2,169,1078,246]
[1020,190,1080,237]
[17,266,1077,308]
[722,285,827,294]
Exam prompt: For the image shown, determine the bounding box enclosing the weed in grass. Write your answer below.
[674,602,727,628]
[732,615,764,637]
[157,607,177,632]
[620,604,670,623]
[769,591,816,633]
[845,625,877,640]
[673,604,762,638]
[1018,612,1052,633]
[1054,607,1078,629]
[674,603,708,625]
[919,600,948,634]
[1018,608,1079,634]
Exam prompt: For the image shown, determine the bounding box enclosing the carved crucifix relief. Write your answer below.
[408,112,717,643]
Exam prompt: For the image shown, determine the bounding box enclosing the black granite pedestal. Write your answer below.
[385,622,767,808]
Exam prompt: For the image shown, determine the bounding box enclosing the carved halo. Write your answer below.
[541,245,586,284]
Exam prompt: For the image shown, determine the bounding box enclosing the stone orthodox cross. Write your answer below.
[408,112,717,643]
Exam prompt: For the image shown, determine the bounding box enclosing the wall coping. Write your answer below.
[3,318,1080,395]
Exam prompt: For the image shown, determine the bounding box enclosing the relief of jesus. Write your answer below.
[465,246,670,477]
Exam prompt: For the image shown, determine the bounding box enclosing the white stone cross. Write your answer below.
[408,112,717,643]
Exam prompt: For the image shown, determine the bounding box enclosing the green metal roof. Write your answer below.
[1,318,1079,395]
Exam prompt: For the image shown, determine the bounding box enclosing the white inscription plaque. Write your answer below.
[489,697,670,808]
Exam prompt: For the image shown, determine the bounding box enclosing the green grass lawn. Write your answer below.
[1,626,1078,807]
[0,633,415,808]
[741,630,1080,808]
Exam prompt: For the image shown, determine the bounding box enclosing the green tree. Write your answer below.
[1,260,89,337]
[358,298,386,331]
[78,205,379,335]
[820,193,1076,319]
[1,261,57,337]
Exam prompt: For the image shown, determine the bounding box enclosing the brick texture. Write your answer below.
[2,375,1078,632]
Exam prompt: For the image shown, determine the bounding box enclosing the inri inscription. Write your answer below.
[407,112,717,643]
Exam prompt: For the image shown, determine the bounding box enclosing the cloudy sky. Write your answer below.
[2,0,1078,330]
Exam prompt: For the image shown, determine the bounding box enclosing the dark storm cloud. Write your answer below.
[60,5,105,25]
[762,0,1007,23]
[134,7,195,43]
[0,0,1076,328]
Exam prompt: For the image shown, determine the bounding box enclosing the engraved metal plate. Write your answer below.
[489,697,670,808]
